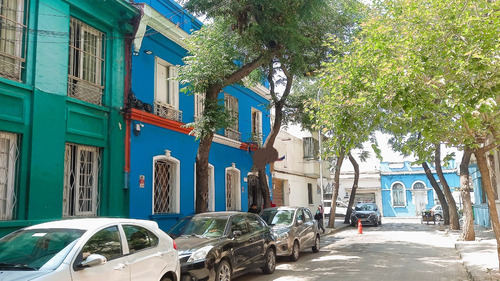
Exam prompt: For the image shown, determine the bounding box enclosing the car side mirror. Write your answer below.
[232,230,242,238]
[296,219,303,226]
[80,254,107,268]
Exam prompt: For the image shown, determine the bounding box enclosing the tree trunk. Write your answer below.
[474,149,500,269]
[435,144,460,230]
[422,162,449,224]
[344,153,359,224]
[256,61,292,208]
[327,148,345,228]
[460,148,475,241]
[195,131,214,213]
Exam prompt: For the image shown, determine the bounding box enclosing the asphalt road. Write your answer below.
[234,218,470,281]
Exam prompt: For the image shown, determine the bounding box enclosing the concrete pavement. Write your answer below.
[325,217,500,281]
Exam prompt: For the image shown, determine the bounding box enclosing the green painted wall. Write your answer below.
[0,0,138,237]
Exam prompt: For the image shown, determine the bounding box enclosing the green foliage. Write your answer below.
[182,98,235,140]
[313,0,500,162]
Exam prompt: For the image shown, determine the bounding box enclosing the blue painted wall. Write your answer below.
[469,164,491,227]
[380,162,460,217]
[129,0,271,231]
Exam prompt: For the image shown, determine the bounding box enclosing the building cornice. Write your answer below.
[134,4,189,53]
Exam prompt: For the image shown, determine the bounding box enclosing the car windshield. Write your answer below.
[355,204,376,211]
[260,210,295,226]
[168,217,228,238]
[0,228,84,270]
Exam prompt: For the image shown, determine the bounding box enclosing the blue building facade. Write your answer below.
[126,1,272,231]
[469,164,491,227]
[380,161,460,217]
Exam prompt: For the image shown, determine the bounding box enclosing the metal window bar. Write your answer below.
[226,171,237,211]
[63,143,101,217]
[154,101,182,122]
[0,131,18,220]
[0,0,27,81]
[194,93,205,120]
[154,159,174,213]
[68,18,105,105]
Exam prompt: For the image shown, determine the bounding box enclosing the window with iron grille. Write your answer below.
[303,137,319,159]
[391,182,406,207]
[224,93,240,141]
[63,143,101,217]
[0,131,18,220]
[225,165,240,211]
[68,18,105,105]
[153,152,179,214]
[0,0,27,81]
[154,57,181,121]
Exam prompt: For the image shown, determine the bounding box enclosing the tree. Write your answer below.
[179,0,347,213]
[331,0,500,268]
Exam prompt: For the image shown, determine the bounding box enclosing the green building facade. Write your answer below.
[0,0,138,236]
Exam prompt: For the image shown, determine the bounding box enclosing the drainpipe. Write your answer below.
[123,4,143,190]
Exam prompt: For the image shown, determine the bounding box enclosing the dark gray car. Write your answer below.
[259,207,320,262]
[350,203,382,226]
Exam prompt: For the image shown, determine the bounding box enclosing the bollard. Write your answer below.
[357,219,363,234]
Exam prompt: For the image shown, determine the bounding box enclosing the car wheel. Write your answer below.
[312,235,320,253]
[379,218,382,225]
[261,247,276,274]
[160,277,172,281]
[289,241,299,262]
[435,214,442,221]
[216,260,232,281]
[374,219,378,226]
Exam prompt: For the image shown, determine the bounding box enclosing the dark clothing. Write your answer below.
[315,210,325,233]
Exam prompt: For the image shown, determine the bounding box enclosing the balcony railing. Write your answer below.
[67,76,104,105]
[154,101,182,122]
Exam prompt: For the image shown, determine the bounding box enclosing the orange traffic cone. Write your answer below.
[357,219,363,234]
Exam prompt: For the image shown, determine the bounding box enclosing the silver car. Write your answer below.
[259,207,320,262]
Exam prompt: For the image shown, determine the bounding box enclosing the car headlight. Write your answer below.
[187,245,214,263]
[274,231,289,242]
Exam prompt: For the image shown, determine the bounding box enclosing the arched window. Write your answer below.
[391,182,406,207]
[412,181,426,189]
[153,150,180,214]
[225,163,241,211]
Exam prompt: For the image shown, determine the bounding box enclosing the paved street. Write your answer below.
[235,218,470,281]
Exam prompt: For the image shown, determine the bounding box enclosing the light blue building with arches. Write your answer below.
[380,161,460,217]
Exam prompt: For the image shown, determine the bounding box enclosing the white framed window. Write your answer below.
[0,0,27,81]
[391,182,406,207]
[303,137,319,160]
[153,150,180,214]
[68,18,105,105]
[224,93,240,141]
[194,163,214,212]
[63,143,101,217]
[251,108,262,144]
[194,92,205,120]
[0,131,18,220]
[154,57,182,121]
[412,181,426,190]
[225,163,241,211]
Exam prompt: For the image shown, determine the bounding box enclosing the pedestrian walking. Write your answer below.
[315,205,325,233]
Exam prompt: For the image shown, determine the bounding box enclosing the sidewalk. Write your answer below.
[447,224,499,281]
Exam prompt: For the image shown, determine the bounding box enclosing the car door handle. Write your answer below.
[113,263,127,271]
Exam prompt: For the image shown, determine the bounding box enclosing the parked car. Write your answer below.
[431,205,444,221]
[323,200,349,217]
[167,212,276,281]
[259,207,320,262]
[350,203,382,226]
[0,218,180,281]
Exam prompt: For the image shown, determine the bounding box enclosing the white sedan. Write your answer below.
[0,218,179,281]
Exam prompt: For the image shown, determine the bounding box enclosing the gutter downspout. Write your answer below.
[124,4,143,191]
